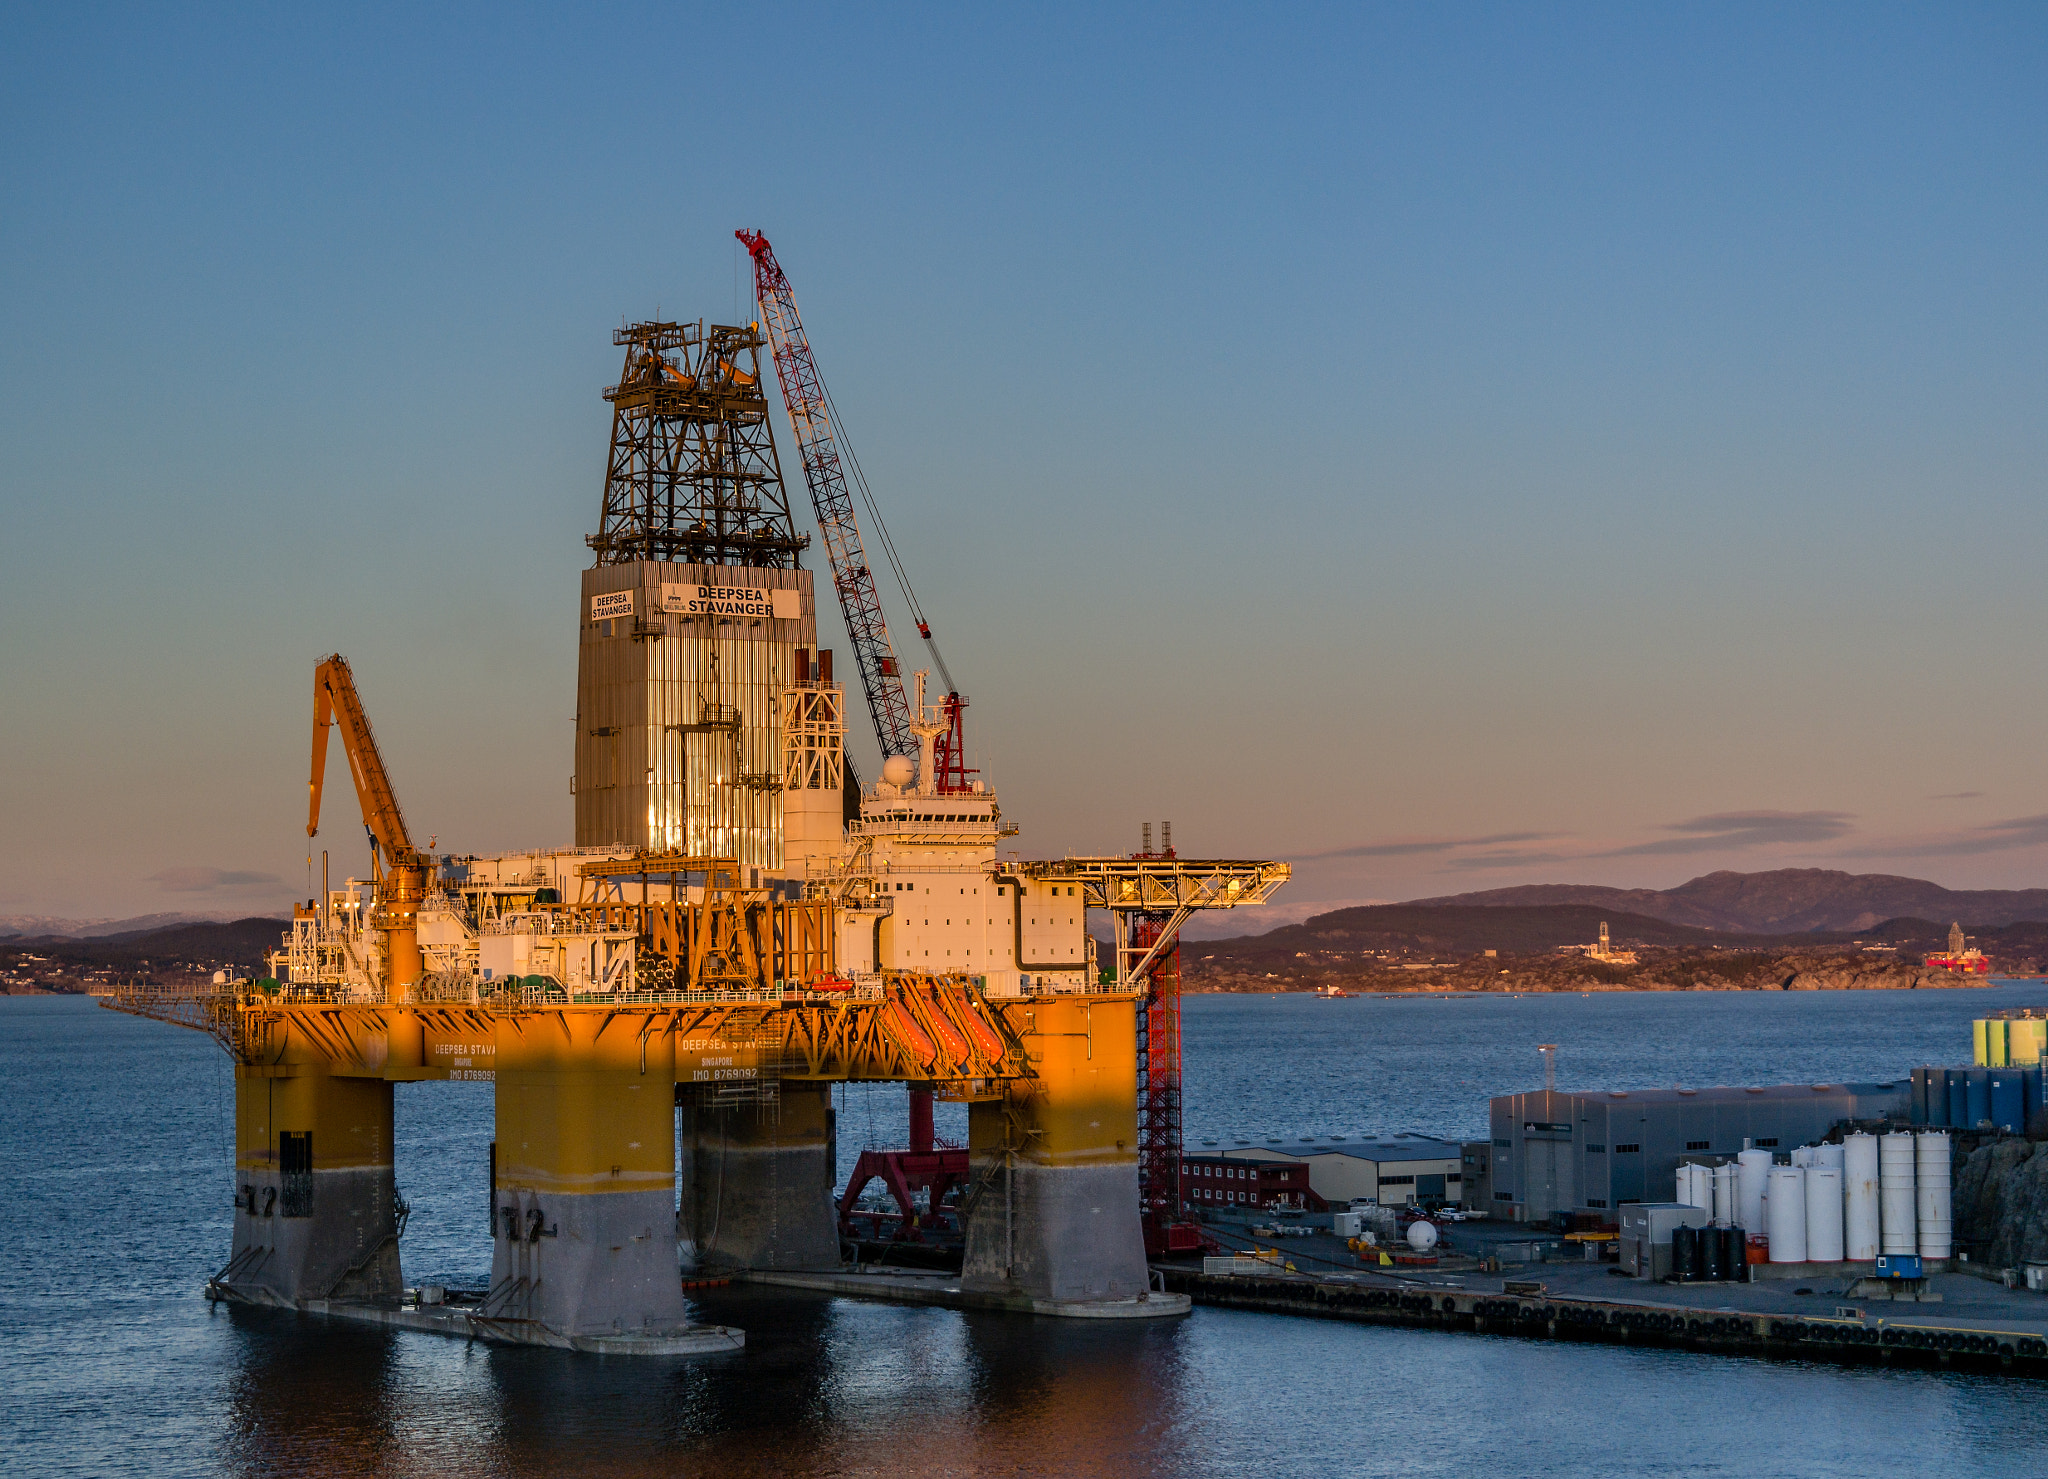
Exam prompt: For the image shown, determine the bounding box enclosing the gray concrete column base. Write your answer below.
[961,1159,1150,1305]
[483,1186,686,1341]
[678,1101,838,1272]
[217,1166,402,1306]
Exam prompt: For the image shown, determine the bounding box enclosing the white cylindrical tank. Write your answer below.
[1712,1162,1737,1225]
[1880,1131,1917,1255]
[1805,1166,1845,1262]
[1767,1166,1808,1262]
[1737,1148,1772,1232]
[1815,1141,1845,1172]
[1791,1145,1815,1169]
[1676,1162,1709,1209]
[1916,1132,1953,1260]
[1843,1132,1881,1260]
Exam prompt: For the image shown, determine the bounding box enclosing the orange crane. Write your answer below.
[309,654,429,1000]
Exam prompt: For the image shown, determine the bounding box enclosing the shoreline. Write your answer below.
[1183,975,2038,997]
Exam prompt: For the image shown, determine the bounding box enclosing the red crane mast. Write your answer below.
[738,229,923,761]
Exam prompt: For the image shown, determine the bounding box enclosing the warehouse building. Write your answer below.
[1488,1082,1912,1225]
[1195,1134,1465,1209]
[1181,1154,1321,1213]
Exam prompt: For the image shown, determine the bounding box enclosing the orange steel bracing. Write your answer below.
[144,975,1035,1088]
[309,655,431,1000]
[1132,915,1195,1256]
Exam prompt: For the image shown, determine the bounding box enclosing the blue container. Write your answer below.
[1923,1067,1951,1128]
[1967,1068,1992,1128]
[1875,1253,1924,1279]
[1990,1071,2025,1133]
[1911,1067,1932,1126]
[1949,1074,1970,1128]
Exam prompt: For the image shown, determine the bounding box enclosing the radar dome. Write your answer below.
[1406,1219,1439,1252]
[881,755,916,787]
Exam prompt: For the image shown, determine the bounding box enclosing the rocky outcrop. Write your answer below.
[1776,962,1962,991]
[1953,1140,2048,1268]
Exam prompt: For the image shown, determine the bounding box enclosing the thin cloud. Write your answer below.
[1441,850,1577,871]
[1307,831,1558,860]
[149,866,284,893]
[1595,810,1854,858]
[1932,791,1984,801]
[1840,813,2048,860]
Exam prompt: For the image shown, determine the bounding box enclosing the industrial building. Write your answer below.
[1488,1083,1911,1224]
[1180,1154,1322,1212]
[1200,1134,1464,1208]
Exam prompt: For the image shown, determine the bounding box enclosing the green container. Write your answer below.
[1990,1019,2009,1068]
[1974,1019,1990,1066]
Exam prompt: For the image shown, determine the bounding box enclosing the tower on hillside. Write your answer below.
[574,320,822,866]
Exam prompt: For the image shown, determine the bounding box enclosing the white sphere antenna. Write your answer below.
[881,755,916,788]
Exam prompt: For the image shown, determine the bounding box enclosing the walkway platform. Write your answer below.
[209,1285,746,1355]
[742,1267,1191,1319]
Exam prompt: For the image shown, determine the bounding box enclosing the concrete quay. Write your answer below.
[1157,1256,2048,1375]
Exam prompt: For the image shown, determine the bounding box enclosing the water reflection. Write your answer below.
[209,1290,1214,1478]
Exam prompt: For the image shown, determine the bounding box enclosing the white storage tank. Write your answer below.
[1804,1166,1845,1262]
[1880,1131,1918,1256]
[1766,1166,1808,1262]
[1712,1161,1737,1225]
[1676,1162,1711,1210]
[1843,1132,1880,1260]
[1915,1132,1953,1260]
[1736,1148,1772,1232]
[1791,1145,1815,1169]
[1815,1141,1845,1172]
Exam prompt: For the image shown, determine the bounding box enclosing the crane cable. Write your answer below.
[814,372,957,697]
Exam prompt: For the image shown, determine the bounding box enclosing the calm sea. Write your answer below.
[7,985,2048,1478]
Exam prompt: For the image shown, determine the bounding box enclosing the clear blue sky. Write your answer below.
[5,4,2048,922]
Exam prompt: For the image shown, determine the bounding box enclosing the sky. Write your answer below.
[5,4,2048,925]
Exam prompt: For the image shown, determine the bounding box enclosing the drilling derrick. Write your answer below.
[575,321,819,862]
[589,321,806,568]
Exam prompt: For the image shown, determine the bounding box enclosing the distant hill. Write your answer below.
[0,911,239,942]
[1404,869,2048,934]
[17,918,290,967]
[1187,904,1820,966]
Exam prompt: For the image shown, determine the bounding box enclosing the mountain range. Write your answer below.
[0,911,245,942]
[1403,869,2048,934]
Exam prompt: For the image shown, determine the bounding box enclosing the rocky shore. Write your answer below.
[1181,950,1982,996]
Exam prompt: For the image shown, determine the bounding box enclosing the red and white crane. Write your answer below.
[737,229,975,792]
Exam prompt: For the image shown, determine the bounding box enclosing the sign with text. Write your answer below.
[590,590,636,621]
[660,583,803,620]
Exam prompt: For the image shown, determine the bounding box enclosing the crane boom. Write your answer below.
[309,654,428,1000]
[737,229,918,759]
[310,654,416,863]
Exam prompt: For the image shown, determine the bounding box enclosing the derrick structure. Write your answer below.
[588,321,805,569]
[574,321,818,863]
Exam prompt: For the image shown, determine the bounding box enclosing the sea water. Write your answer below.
[5,986,2047,1477]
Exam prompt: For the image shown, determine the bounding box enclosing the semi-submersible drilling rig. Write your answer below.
[111,234,1288,1353]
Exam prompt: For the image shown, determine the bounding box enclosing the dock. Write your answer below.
[1156,1257,2048,1374]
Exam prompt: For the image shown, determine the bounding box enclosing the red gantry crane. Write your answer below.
[737,230,975,792]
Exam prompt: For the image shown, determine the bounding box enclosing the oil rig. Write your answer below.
[110,233,1289,1353]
